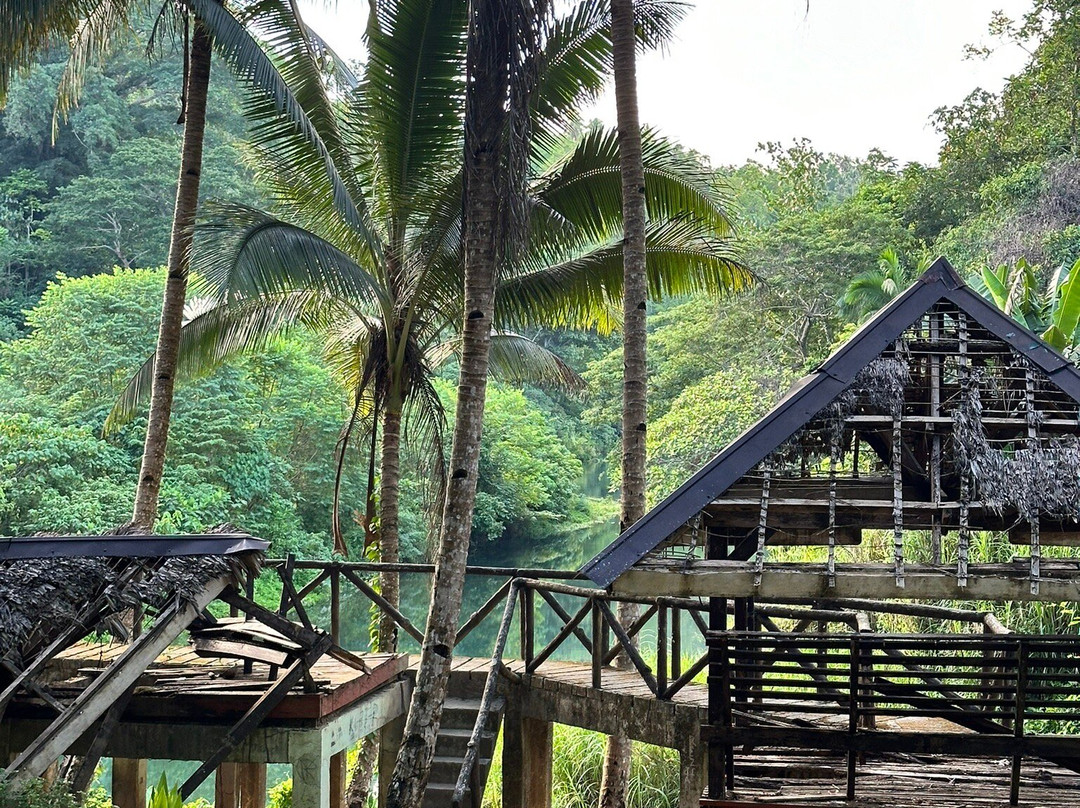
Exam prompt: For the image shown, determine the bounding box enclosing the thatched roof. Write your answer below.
[0,527,266,666]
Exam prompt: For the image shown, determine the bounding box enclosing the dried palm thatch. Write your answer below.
[0,525,262,668]
[953,374,1080,521]
[774,358,913,464]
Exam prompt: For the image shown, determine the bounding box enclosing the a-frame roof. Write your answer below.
[581,257,1080,588]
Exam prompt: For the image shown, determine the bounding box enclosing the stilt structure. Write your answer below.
[581,257,1080,805]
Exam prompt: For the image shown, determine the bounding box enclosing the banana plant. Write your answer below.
[978,257,1080,351]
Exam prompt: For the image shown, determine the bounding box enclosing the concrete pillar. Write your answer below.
[330,751,347,808]
[678,742,706,808]
[502,708,552,808]
[378,717,405,808]
[112,758,147,808]
[215,762,240,808]
[238,762,267,808]
[291,736,330,808]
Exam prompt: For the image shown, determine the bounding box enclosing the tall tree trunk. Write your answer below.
[131,18,213,530]
[385,3,505,805]
[345,400,404,808]
[601,1,647,806]
[378,400,402,651]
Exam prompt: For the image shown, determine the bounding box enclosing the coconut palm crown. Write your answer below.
[106,0,752,586]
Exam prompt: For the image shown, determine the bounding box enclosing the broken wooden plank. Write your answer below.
[179,632,334,799]
[4,575,230,784]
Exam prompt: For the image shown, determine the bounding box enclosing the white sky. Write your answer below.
[302,1,1035,168]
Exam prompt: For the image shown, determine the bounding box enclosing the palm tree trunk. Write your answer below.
[379,401,402,652]
[601,1,647,806]
[344,400,404,808]
[131,17,213,530]
[385,2,504,805]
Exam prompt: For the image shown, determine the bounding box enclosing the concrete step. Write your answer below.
[429,754,493,785]
[439,697,505,730]
[434,726,497,758]
[421,781,469,808]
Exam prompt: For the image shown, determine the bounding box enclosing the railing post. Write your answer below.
[591,598,602,689]
[521,585,534,669]
[847,635,859,801]
[1010,640,1027,806]
[657,603,668,699]
[671,605,682,681]
[330,566,341,646]
[857,633,875,730]
[242,570,256,674]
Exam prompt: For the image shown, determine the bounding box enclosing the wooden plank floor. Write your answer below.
[40,643,408,723]
[46,648,1080,805]
[502,658,707,708]
[725,753,1080,807]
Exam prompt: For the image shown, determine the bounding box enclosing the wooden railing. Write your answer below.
[707,630,1080,805]
[249,559,1031,807]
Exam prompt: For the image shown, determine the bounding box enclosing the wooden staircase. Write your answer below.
[420,688,505,808]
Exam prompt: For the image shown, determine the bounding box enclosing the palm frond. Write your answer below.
[52,0,134,136]
[532,0,687,150]
[192,202,388,308]
[535,126,736,243]
[497,215,750,330]
[105,288,341,432]
[430,331,585,393]
[0,0,92,104]
[189,0,380,259]
[364,0,467,232]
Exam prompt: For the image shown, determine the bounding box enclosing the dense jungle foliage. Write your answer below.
[3,3,1080,576]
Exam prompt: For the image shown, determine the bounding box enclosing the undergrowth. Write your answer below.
[483,724,681,808]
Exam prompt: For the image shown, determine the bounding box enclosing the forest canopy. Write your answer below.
[2,3,1080,564]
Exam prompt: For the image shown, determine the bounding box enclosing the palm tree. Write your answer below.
[601,1,646,805]
[108,0,744,632]
[1,0,355,530]
[841,247,928,323]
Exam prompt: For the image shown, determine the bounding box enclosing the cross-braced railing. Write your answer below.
[250,559,1023,808]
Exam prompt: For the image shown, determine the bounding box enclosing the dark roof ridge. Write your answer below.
[580,257,1080,587]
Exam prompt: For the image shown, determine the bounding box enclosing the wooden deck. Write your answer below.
[37,642,407,723]
[715,753,1080,807]
[23,647,1080,806]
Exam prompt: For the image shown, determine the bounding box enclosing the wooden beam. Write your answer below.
[613,562,1080,601]
[238,763,267,808]
[501,707,552,808]
[216,762,240,808]
[329,753,346,808]
[179,633,334,799]
[69,682,138,792]
[111,758,147,808]
[6,575,230,784]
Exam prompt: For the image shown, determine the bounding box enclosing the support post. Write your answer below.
[238,763,267,808]
[847,635,859,801]
[291,735,330,808]
[215,762,240,808]
[678,739,706,808]
[112,758,147,808]
[1011,641,1027,806]
[329,751,346,808]
[706,527,729,800]
[501,705,552,808]
[378,715,405,808]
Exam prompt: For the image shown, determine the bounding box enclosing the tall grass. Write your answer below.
[483,724,681,808]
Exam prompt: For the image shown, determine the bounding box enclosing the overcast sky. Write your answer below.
[301,1,1035,167]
